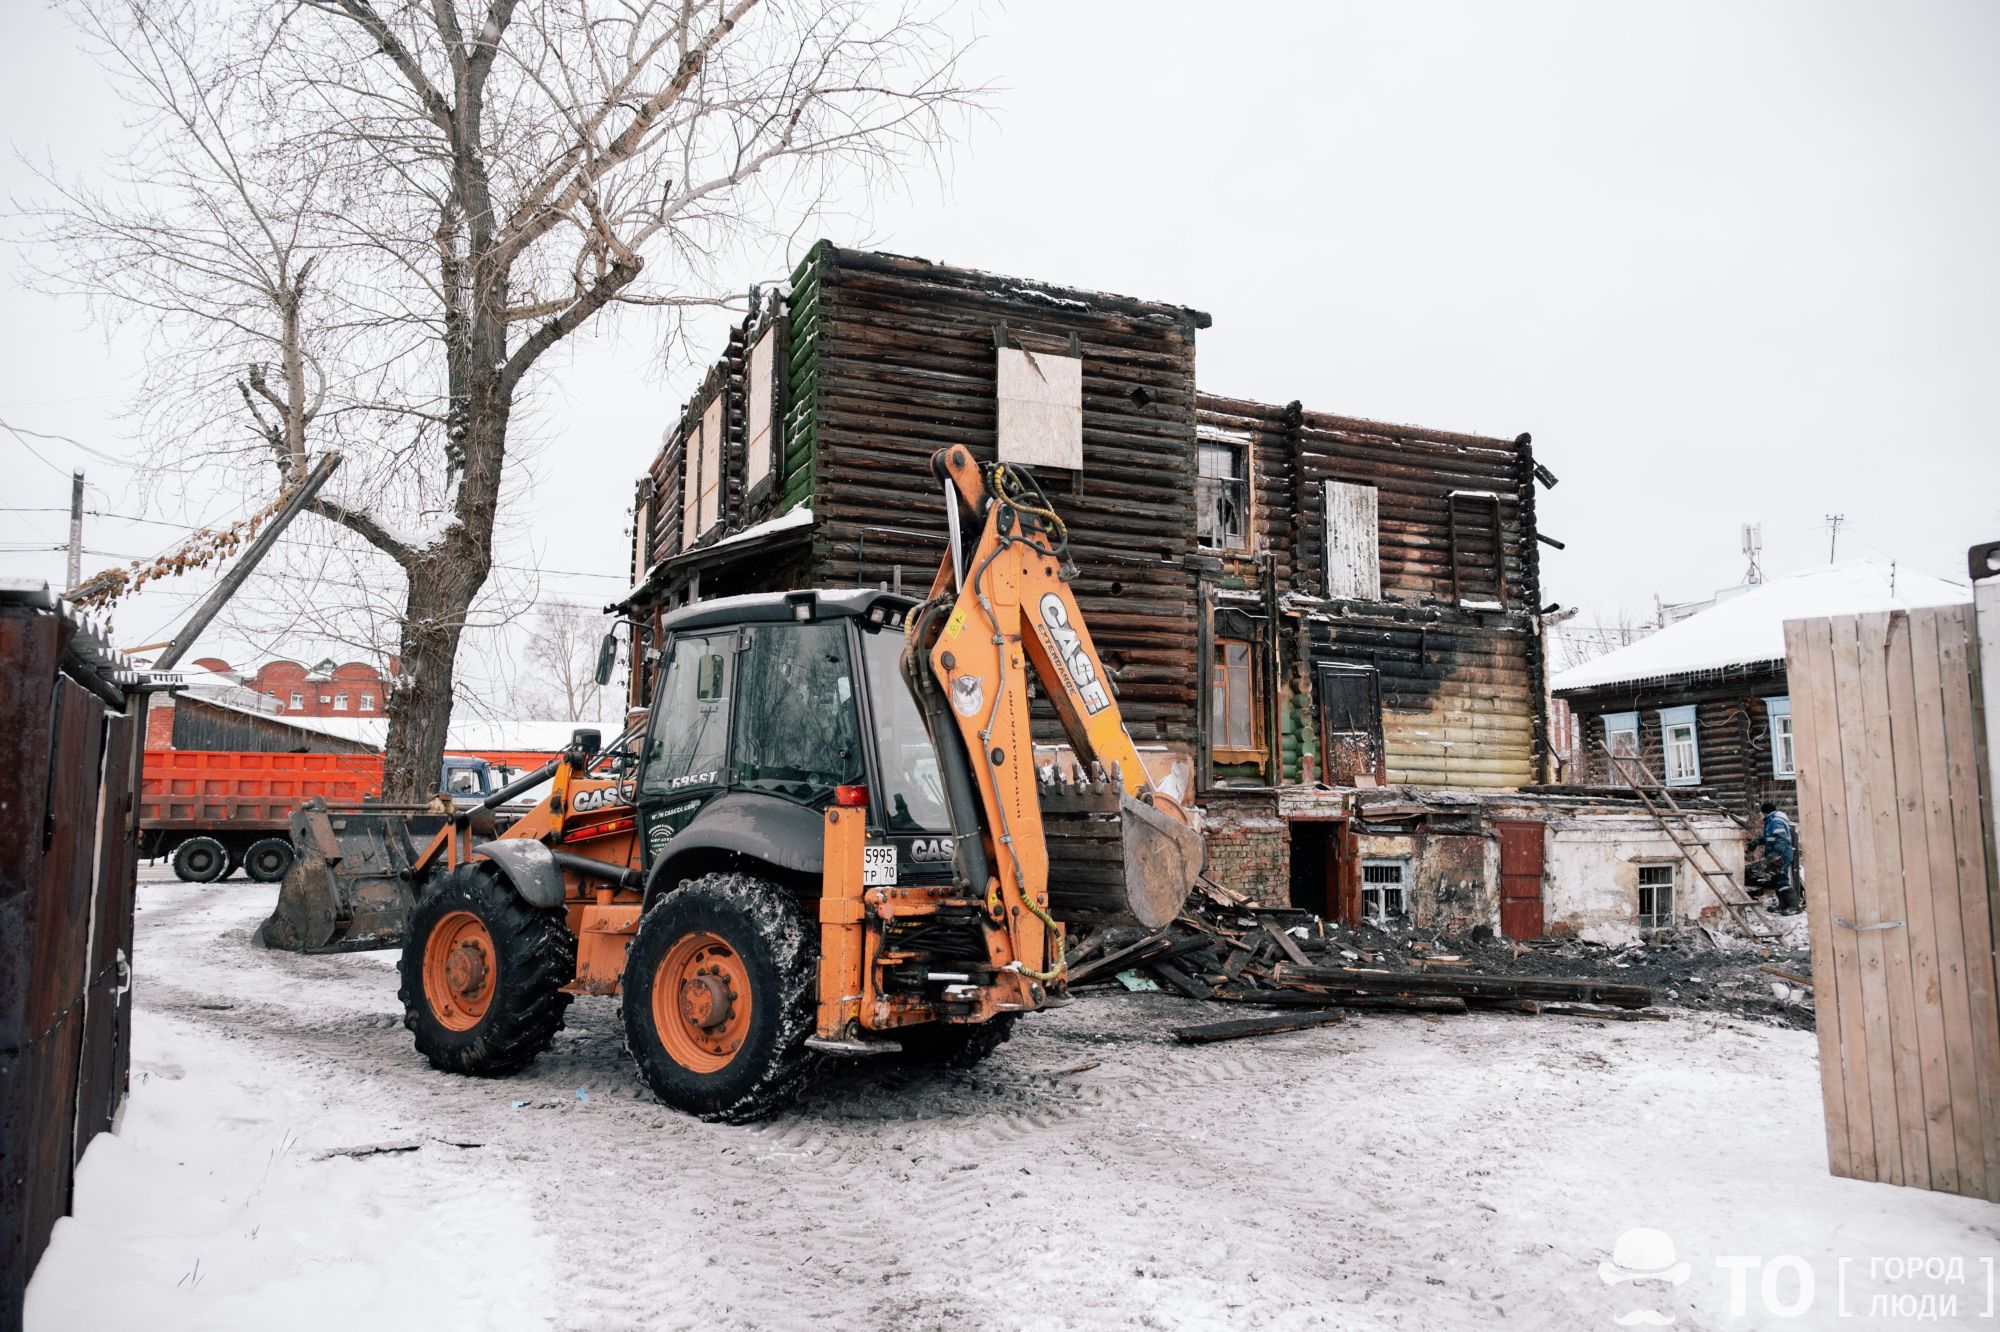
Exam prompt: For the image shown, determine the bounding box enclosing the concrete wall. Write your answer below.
[1539,811,1746,944]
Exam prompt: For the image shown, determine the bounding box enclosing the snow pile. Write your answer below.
[1554,561,1968,693]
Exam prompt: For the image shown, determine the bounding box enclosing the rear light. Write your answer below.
[834,784,869,808]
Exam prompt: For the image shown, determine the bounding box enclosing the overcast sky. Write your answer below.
[4,0,1996,686]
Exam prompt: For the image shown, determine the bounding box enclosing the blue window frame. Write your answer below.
[1765,696,1795,779]
[1658,705,1700,785]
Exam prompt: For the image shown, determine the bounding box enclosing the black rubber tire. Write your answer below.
[398,863,575,1077]
[621,873,820,1124]
[171,836,228,884]
[893,1014,1020,1069]
[242,837,295,884]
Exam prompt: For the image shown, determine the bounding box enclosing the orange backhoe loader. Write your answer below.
[279,449,1201,1122]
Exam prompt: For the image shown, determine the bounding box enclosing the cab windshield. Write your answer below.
[858,627,950,833]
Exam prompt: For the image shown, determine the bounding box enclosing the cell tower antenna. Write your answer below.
[1740,522,1764,586]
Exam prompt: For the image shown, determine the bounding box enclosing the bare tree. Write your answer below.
[521,600,609,721]
[25,0,978,799]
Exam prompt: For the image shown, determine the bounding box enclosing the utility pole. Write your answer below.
[1826,514,1845,564]
[65,470,84,591]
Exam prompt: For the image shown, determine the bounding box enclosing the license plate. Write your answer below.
[862,844,898,886]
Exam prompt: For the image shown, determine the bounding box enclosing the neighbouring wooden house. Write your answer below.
[1552,562,1970,827]
[615,242,1752,940]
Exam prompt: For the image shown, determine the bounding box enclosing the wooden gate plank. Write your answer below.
[1793,615,1871,1179]
[1909,607,1985,1198]
[1883,611,1958,1191]
[1934,605,2000,1200]
[1830,613,1903,1183]
[1857,611,1931,1189]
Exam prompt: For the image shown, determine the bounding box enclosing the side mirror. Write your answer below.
[594,631,618,687]
[570,728,602,757]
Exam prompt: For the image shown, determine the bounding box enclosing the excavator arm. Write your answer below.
[907,446,1202,980]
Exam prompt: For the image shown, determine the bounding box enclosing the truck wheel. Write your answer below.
[399,864,575,1077]
[243,837,295,883]
[621,873,819,1124]
[171,836,228,883]
[893,1014,1020,1069]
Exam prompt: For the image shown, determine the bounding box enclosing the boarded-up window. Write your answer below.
[1448,490,1506,608]
[1323,481,1380,599]
[996,347,1082,470]
[698,395,723,536]
[681,421,701,548]
[746,326,778,492]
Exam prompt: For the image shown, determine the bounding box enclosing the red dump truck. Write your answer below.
[139,749,552,882]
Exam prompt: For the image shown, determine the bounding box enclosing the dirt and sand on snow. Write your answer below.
[26,870,2000,1331]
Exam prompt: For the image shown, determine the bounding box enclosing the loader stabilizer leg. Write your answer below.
[816,803,867,1041]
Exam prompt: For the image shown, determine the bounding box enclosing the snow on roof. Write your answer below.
[288,716,594,754]
[1551,562,1969,694]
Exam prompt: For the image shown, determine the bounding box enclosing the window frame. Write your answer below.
[1360,858,1410,924]
[639,628,737,798]
[1602,711,1640,775]
[1446,489,1506,609]
[1765,696,1795,780]
[1636,862,1676,929]
[1659,704,1701,786]
[359,693,375,712]
[1196,436,1251,552]
[332,692,349,712]
[1210,635,1263,762]
[289,691,304,709]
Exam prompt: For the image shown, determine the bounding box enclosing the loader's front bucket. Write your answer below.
[255,798,422,953]
[1041,766,1201,929]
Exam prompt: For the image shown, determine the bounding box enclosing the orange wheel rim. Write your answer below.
[423,910,498,1031]
[652,931,752,1074]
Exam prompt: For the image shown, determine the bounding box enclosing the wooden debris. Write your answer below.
[1758,965,1813,989]
[1173,1011,1348,1045]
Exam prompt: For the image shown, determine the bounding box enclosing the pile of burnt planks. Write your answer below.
[1066,881,1657,1043]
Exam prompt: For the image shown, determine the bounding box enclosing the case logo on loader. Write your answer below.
[909,836,954,862]
[1036,593,1111,715]
[571,782,635,813]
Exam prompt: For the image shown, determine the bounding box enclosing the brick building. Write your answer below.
[191,655,393,718]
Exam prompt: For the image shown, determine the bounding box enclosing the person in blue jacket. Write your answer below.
[1750,801,1804,914]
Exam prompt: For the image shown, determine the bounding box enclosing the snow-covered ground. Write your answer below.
[26,869,2000,1331]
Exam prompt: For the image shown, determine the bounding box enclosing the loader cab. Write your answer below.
[439,755,494,808]
[632,589,952,890]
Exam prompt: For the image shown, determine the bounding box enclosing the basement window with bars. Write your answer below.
[1197,436,1250,551]
[1361,859,1409,924]
[1637,863,1676,929]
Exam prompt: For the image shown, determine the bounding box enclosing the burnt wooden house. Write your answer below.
[1552,562,1969,827]
[618,243,1570,930]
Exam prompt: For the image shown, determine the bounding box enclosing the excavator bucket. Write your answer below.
[255,798,423,953]
[1041,765,1201,929]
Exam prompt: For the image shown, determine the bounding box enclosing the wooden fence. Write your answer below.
[1784,601,2000,1199]
[1,590,146,1325]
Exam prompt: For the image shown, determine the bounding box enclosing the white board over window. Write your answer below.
[996,346,1083,470]
[680,423,699,551]
[1324,480,1381,600]
[698,395,724,536]
[746,327,777,492]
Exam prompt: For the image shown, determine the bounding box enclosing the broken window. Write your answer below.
[1197,437,1249,551]
[1324,480,1381,600]
[1211,637,1261,758]
[1660,705,1700,785]
[1361,859,1409,923]
[1638,863,1676,929]
[1766,696,1795,779]
[1446,490,1505,608]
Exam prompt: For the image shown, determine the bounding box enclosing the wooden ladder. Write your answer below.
[1599,744,1783,939]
